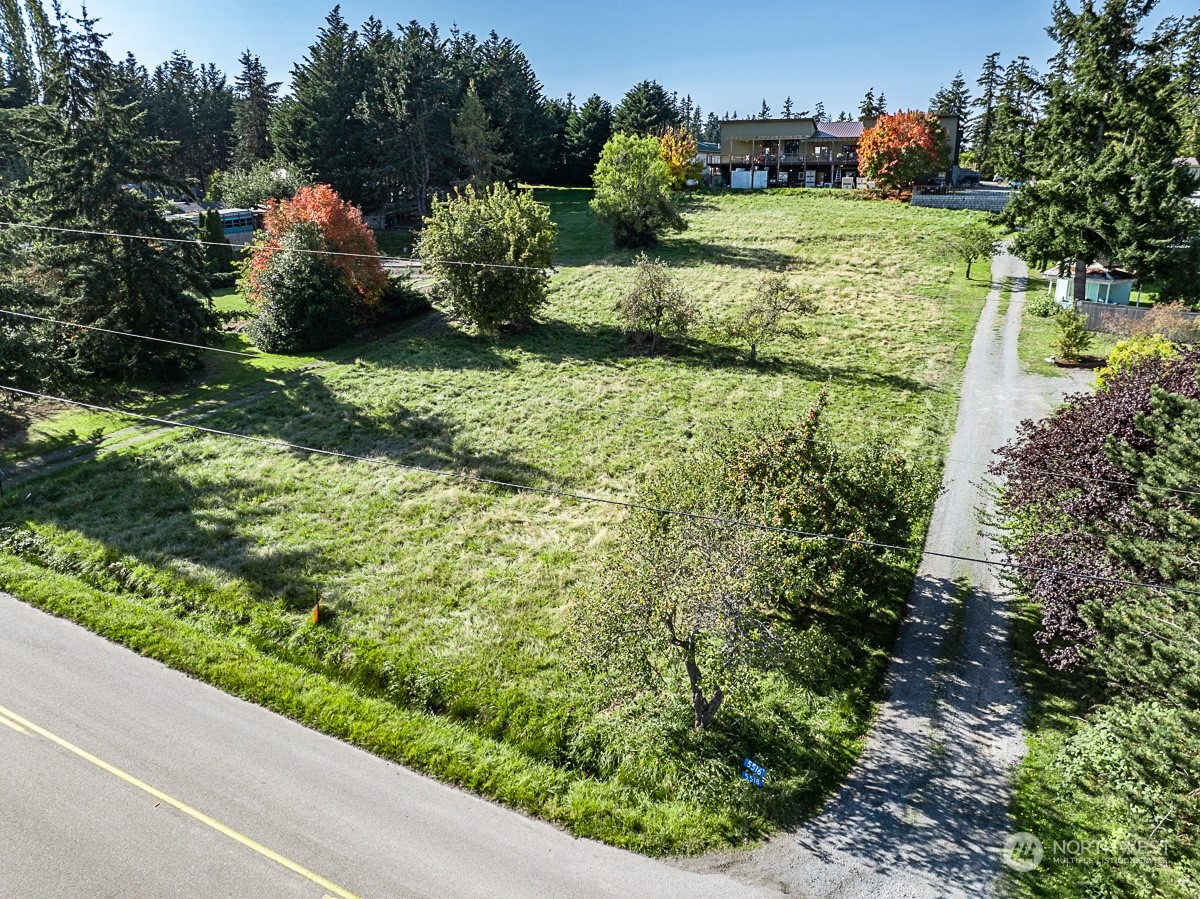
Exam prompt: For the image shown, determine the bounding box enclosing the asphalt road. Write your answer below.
[0,593,772,899]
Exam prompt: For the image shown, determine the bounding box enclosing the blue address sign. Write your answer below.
[741,757,767,787]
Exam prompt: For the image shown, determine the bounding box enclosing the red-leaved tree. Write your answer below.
[243,184,387,308]
[858,111,947,191]
[991,348,1200,671]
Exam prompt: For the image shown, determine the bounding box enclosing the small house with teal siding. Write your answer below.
[1043,264,1138,308]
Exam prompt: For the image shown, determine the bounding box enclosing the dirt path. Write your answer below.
[683,251,1091,897]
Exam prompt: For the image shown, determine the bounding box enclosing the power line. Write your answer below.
[5,304,1199,502]
[0,220,548,272]
[0,309,262,358]
[1,383,1195,598]
[6,304,1197,502]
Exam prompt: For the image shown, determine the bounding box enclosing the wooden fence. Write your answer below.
[1079,300,1200,332]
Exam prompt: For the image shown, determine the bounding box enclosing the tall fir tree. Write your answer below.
[859,87,887,117]
[452,79,507,189]
[987,56,1040,180]
[613,80,679,136]
[232,50,279,169]
[366,20,455,216]
[972,52,1002,170]
[1164,14,1200,157]
[929,70,972,128]
[463,30,555,182]
[2,8,212,383]
[1009,0,1200,305]
[566,93,613,184]
[141,51,233,191]
[270,6,375,205]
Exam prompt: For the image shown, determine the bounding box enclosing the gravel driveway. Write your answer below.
[681,250,1092,897]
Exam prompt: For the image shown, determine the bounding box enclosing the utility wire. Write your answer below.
[5,305,1198,501]
[0,309,262,358]
[1,383,1195,598]
[0,220,548,272]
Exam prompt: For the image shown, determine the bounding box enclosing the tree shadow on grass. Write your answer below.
[641,236,795,271]
[673,340,939,395]
[477,317,939,397]
[2,372,549,604]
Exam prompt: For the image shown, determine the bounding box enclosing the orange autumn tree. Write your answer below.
[243,184,387,308]
[858,111,948,192]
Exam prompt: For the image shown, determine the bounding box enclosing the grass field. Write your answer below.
[1018,274,1119,378]
[0,188,990,853]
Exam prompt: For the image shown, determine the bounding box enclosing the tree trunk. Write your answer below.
[748,343,757,364]
[683,654,724,729]
[1073,255,1088,309]
[966,257,973,279]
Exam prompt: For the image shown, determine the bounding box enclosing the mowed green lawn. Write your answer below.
[0,189,989,853]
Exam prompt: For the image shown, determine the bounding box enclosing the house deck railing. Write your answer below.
[721,153,859,167]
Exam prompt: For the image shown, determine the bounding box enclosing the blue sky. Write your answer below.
[85,0,1197,118]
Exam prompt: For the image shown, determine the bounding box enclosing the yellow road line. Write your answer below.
[0,703,359,899]
[0,711,28,734]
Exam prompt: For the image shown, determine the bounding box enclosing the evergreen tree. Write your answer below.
[678,93,694,129]
[859,87,874,118]
[758,98,771,119]
[813,100,826,122]
[988,56,1040,180]
[232,50,279,168]
[0,0,36,106]
[1099,386,1200,711]
[613,79,679,136]
[141,51,233,191]
[367,20,455,217]
[270,6,375,205]
[542,93,574,184]
[858,87,887,117]
[201,209,234,273]
[1164,14,1200,157]
[452,79,507,189]
[1009,0,1200,306]
[781,96,794,119]
[464,31,555,182]
[195,63,234,187]
[929,70,971,130]
[3,8,213,383]
[566,93,612,184]
[701,111,720,143]
[972,52,1002,170]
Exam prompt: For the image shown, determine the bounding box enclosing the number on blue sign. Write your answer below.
[742,758,767,779]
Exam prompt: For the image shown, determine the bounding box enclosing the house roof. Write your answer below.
[813,121,864,139]
[697,141,719,153]
[1045,263,1137,282]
